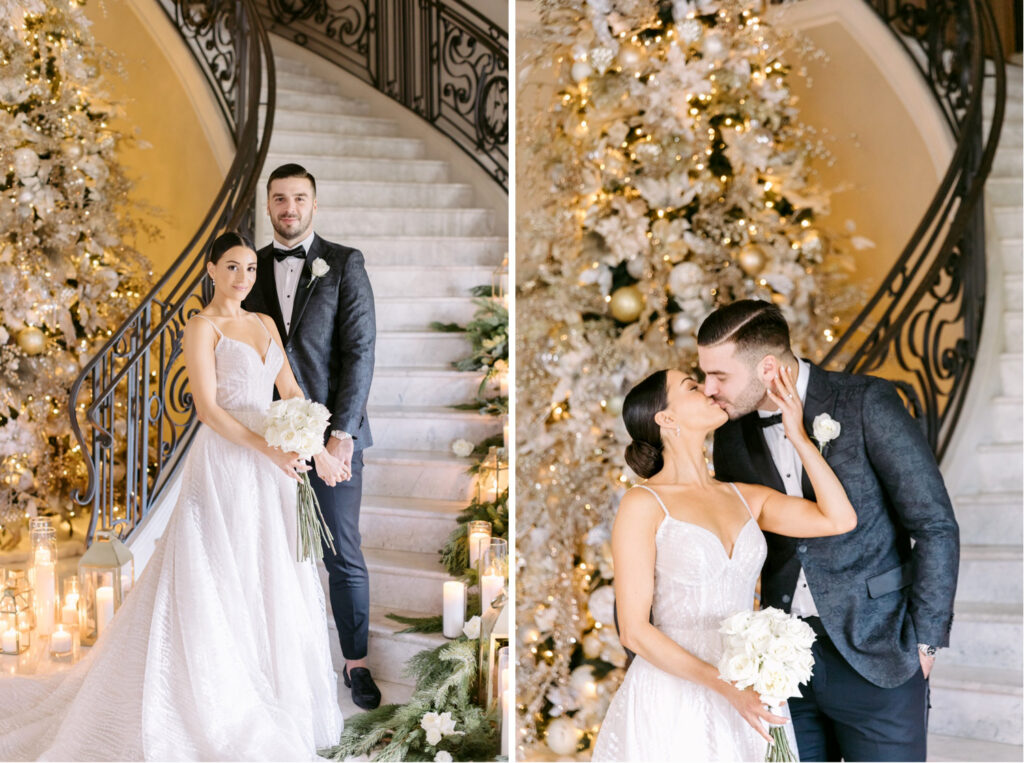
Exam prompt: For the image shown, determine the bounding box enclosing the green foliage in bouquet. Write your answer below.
[319,637,499,762]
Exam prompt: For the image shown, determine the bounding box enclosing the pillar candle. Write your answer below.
[50,625,72,655]
[481,574,504,612]
[499,375,509,397]
[1,628,18,654]
[35,560,55,635]
[62,593,79,626]
[501,688,512,756]
[503,420,509,450]
[468,530,490,567]
[95,586,115,637]
[442,581,466,639]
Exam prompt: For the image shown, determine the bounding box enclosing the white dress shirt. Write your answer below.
[272,231,316,333]
[757,357,819,617]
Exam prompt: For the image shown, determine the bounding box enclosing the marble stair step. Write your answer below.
[262,107,399,136]
[987,178,1024,206]
[954,544,1022,605]
[364,547,450,613]
[1001,238,1022,273]
[375,331,470,368]
[990,147,1024,178]
[369,405,501,453]
[374,296,479,332]
[983,94,1023,121]
[360,495,465,555]
[1004,310,1021,351]
[367,265,497,298]
[1005,272,1022,307]
[994,206,1023,238]
[999,353,1021,396]
[272,88,371,115]
[953,491,1024,545]
[975,443,1024,491]
[944,601,1023,670]
[296,180,474,208]
[264,152,449,183]
[362,449,475,502]
[369,367,487,408]
[272,70,351,96]
[270,131,425,159]
[927,732,1023,762]
[364,606,451,686]
[928,664,1022,745]
[349,236,506,266]
[986,396,1023,442]
[315,207,493,237]
[985,115,1022,147]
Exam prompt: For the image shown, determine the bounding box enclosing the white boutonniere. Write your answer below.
[812,413,841,454]
[307,257,329,287]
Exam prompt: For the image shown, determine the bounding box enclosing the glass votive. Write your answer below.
[467,520,492,568]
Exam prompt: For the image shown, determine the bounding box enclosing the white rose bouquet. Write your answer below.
[263,397,337,562]
[718,607,816,761]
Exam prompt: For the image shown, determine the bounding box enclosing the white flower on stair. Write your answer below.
[420,711,459,746]
[462,615,481,639]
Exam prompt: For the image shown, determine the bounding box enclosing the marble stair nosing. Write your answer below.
[375,330,473,367]
[944,600,1023,670]
[266,179,475,208]
[364,547,450,614]
[374,296,480,331]
[362,449,475,502]
[269,132,426,160]
[368,405,502,453]
[952,491,1024,545]
[263,108,400,136]
[367,264,499,297]
[998,352,1022,395]
[344,235,507,266]
[974,442,1024,490]
[928,664,1023,745]
[272,88,371,115]
[927,733,1024,762]
[954,544,1022,605]
[1001,238,1022,272]
[360,495,466,555]
[263,152,451,183]
[369,367,487,407]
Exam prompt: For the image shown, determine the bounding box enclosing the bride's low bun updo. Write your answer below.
[625,438,663,479]
[622,369,670,479]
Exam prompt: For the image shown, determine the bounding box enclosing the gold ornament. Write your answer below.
[17,327,45,355]
[738,244,767,276]
[609,285,644,323]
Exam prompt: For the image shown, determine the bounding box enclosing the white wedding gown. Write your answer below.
[0,317,343,761]
[592,483,774,762]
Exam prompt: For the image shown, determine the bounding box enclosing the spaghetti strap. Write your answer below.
[250,312,272,340]
[729,483,755,520]
[194,314,223,338]
[634,484,670,518]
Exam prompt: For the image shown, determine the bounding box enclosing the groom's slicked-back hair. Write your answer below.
[267,163,317,196]
[697,299,792,357]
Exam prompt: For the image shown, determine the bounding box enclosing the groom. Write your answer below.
[697,300,959,762]
[244,163,381,710]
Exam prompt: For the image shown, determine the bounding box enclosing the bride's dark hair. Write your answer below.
[622,370,669,479]
[208,230,255,265]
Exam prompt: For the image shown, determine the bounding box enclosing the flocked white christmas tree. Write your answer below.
[515,0,867,757]
[0,1,152,547]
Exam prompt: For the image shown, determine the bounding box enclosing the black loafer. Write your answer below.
[343,665,382,710]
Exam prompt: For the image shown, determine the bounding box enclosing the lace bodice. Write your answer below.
[639,484,767,663]
[197,314,283,426]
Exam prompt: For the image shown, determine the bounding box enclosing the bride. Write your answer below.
[592,366,857,762]
[0,231,343,760]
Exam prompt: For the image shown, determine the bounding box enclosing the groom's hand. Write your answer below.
[326,436,355,482]
[313,450,345,486]
[919,651,935,679]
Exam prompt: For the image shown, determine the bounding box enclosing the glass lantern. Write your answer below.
[479,538,508,613]
[1,570,33,654]
[29,520,57,636]
[478,590,509,707]
[78,531,134,646]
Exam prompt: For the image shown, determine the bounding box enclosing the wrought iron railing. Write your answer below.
[256,0,509,190]
[818,0,1006,459]
[68,0,276,543]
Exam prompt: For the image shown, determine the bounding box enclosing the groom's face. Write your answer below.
[697,342,768,419]
[267,177,317,244]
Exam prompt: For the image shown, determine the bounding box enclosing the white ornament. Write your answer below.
[590,46,615,75]
[571,60,593,82]
[669,261,703,297]
[678,19,704,44]
[588,584,615,625]
[625,256,645,279]
[702,31,728,61]
[672,312,696,336]
[13,148,39,178]
[545,717,580,756]
[617,42,643,69]
[582,632,603,658]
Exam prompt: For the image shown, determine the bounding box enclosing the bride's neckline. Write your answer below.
[638,483,755,561]
[216,334,275,366]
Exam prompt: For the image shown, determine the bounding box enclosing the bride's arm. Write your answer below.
[737,366,858,538]
[257,314,303,400]
[612,490,785,742]
[183,317,306,481]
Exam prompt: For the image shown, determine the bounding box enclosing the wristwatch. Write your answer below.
[330,430,352,442]
[917,643,937,657]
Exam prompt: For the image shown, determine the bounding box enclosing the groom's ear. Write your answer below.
[758,354,779,383]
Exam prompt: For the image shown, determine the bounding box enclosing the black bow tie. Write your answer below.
[757,413,783,428]
[273,246,306,262]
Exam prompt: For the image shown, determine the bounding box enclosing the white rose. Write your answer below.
[812,413,841,446]
[462,615,481,639]
[781,617,816,649]
[719,610,754,636]
[434,752,453,762]
[451,438,474,458]
[310,257,329,278]
[719,651,759,689]
[767,637,798,665]
[420,712,444,746]
[754,657,797,707]
[437,711,457,736]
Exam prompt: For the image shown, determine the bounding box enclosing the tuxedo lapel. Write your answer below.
[287,234,322,342]
[799,362,839,501]
[739,414,787,494]
[257,248,287,339]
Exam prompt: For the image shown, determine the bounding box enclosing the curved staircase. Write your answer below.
[257,40,506,714]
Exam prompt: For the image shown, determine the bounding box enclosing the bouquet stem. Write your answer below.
[766,722,796,762]
[297,473,337,563]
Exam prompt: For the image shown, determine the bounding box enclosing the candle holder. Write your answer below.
[78,530,134,646]
[30,519,57,636]
[62,577,81,627]
[1,571,32,655]
[477,590,509,707]
[466,520,491,569]
[48,624,75,664]
[479,538,508,613]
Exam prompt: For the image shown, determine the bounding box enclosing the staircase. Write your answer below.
[258,41,506,715]
[927,63,1023,763]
